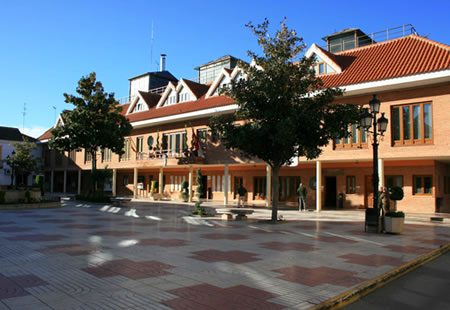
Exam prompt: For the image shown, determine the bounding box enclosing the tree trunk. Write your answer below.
[271,165,281,222]
[91,150,97,191]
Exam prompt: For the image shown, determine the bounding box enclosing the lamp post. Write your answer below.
[360,95,388,232]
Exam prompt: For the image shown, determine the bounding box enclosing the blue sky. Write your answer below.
[1,0,449,138]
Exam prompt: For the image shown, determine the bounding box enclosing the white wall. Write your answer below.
[0,139,42,186]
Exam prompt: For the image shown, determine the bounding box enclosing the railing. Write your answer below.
[323,24,418,52]
[136,149,187,160]
[117,85,168,104]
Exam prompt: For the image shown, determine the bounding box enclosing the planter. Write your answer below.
[384,216,405,234]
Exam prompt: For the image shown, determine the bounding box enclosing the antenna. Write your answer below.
[22,102,27,132]
[150,20,154,71]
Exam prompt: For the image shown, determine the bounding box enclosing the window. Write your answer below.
[121,139,131,161]
[102,148,112,162]
[84,150,92,163]
[385,175,403,189]
[253,177,266,199]
[334,124,367,149]
[392,103,432,146]
[136,137,144,153]
[163,132,187,155]
[312,62,327,75]
[413,176,432,195]
[179,92,190,102]
[123,175,129,186]
[346,176,356,194]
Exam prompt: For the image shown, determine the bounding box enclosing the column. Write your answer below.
[63,170,67,193]
[378,158,385,190]
[159,167,163,195]
[316,161,322,212]
[50,171,54,193]
[188,166,193,202]
[266,164,272,208]
[112,169,117,197]
[224,164,229,205]
[133,167,138,199]
[77,170,82,195]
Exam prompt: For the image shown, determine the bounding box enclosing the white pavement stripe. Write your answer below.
[325,231,385,246]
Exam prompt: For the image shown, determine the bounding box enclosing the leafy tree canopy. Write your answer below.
[5,138,41,186]
[49,72,132,171]
[209,19,360,221]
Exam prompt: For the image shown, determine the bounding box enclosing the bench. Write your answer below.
[216,208,254,221]
[110,197,131,207]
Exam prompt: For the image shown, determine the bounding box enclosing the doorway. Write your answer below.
[325,177,337,208]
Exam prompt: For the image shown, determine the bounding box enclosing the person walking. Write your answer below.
[297,182,307,211]
[237,185,247,208]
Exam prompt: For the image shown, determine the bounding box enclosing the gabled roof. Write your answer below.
[182,79,209,98]
[319,35,450,88]
[305,44,343,73]
[126,94,233,123]
[126,91,161,114]
[0,126,35,142]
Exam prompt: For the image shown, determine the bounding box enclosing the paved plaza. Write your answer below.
[0,200,449,310]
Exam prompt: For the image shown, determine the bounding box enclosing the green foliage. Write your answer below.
[209,19,359,222]
[5,138,41,187]
[76,192,111,203]
[35,175,44,196]
[89,167,112,191]
[181,181,189,194]
[192,201,210,216]
[24,189,31,203]
[0,191,4,204]
[389,186,404,201]
[49,72,132,172]
[195,169,204,198]
[155,131,161,151]
[385,211,405,218]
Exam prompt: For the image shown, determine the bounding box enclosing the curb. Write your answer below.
[310,243,450,310]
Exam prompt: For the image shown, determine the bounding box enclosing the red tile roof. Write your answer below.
[38,35,450,140]
[125,95,234,123]
[138,91,160,109]
[38,127,53,140]
[320,35,450,88]
[183,79,210,98]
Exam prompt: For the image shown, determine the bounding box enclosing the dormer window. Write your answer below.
[179,92,190,103]
[135,102,144,112]
[312,62,329,75]
[165,93,177,106]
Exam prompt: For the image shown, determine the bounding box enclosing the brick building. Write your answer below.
[38,26,450,213]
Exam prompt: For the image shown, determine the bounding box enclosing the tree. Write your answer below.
[49,72,132,181]
[209,19,359,222]
[5,138,41,187]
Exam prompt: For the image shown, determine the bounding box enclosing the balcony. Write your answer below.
[135,148,206,165]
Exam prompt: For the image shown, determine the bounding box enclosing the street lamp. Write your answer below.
[360,95,388,232]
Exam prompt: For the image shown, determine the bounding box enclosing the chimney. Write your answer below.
[160,54,166,71]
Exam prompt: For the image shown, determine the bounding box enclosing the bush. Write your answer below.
[0,191,4,204]
[389,186,404,201]
[385,211,405,218]
[24,189,31,203]
[35,175,44,196]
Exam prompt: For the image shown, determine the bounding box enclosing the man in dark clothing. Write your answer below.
[297,182,307,211]
[237,185,247,207]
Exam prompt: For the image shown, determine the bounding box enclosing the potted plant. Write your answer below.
[384,211,405,234]
[388,186,404,212]
[179,180,189,202]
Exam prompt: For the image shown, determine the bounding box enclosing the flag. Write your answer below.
[129,137,137,153]
[191,129,205,158]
